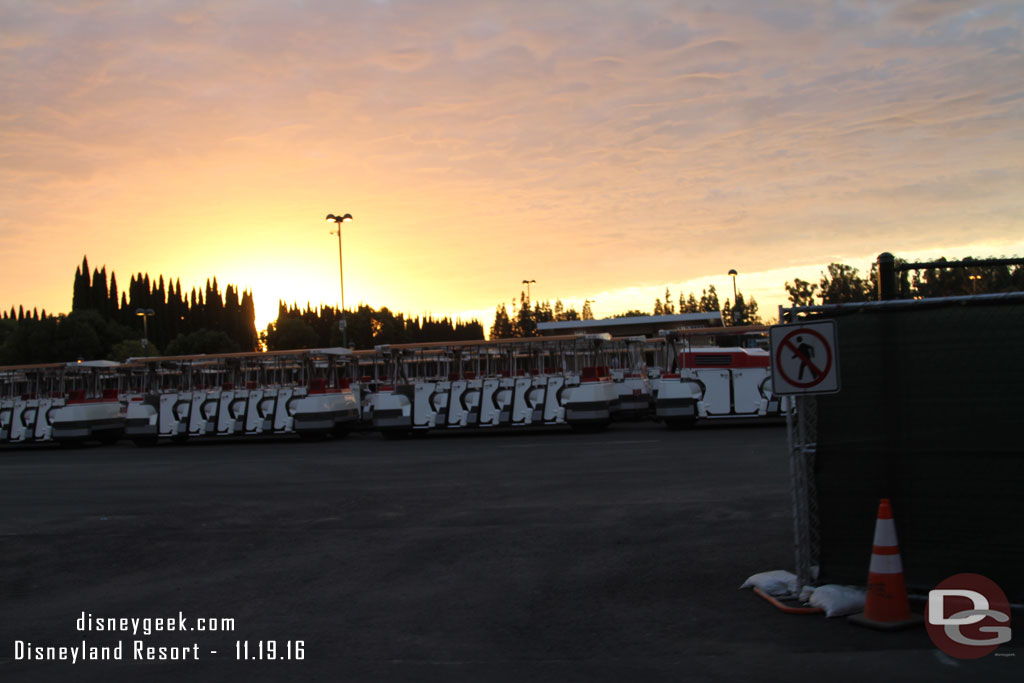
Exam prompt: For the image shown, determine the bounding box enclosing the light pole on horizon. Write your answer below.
[522,279,535,302]
[326,212,354,347]
[135,308,154,350]
[968,273,981,294]
[727,269,739,325]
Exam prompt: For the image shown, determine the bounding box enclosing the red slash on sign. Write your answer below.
[774,328,833,389]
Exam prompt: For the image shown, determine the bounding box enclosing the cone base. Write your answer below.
[847,611,924,631]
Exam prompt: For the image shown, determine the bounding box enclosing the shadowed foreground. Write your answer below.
[0,424,1015,681]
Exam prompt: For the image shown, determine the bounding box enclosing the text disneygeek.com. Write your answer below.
[12,612,305,663]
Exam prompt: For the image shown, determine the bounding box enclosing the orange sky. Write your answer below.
[2,1,1022,332]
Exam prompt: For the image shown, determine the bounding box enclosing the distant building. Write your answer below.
[536,312,723,338]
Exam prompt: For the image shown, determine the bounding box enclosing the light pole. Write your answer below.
[727,269,739,325]
[326,213,354,346]
[135,308,154,350]
[968,273,981,294]
[522,279,535,302]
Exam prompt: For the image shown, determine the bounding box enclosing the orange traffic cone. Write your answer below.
[848,498,923,630]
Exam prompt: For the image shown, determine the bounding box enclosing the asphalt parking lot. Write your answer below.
[0,422,1016,681]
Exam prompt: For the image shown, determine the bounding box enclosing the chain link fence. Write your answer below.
[781,292,1024,602]
[786,394,819,591]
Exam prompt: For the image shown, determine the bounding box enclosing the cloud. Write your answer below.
[0,0,1021,324]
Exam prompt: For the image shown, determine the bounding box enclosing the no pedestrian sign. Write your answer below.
[769,320,840,395]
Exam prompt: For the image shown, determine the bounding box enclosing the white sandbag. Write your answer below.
[739,570,797,597]
[808,585,866,617]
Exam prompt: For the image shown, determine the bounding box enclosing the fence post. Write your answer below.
[877,252,896,300]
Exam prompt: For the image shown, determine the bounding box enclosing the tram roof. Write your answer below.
[127,347,352,363]
[659,325,770,338]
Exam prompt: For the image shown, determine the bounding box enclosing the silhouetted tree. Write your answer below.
[164,329,240,355]
[784,278,818,307]
[264,318,319,351]
[515,291,536,337]
[699,285,720,313]
[490,303,515,339]
[819,263,872,303]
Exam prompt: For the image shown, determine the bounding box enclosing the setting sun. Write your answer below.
[2,1,1022,333]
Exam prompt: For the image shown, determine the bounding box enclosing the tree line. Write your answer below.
[0,257,259,364]
[490,285,762,338]
[264,302,484,350]
[5,254,1020,363]
[490,254,1024,340]
[784,257,1024,307]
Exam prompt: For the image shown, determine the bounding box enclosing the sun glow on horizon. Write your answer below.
[2,2,1021,332]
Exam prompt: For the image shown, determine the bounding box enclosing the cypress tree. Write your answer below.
[91,266,107,310]
[72,256,90,311]
[109,272,119,316]
[241,289,257,350]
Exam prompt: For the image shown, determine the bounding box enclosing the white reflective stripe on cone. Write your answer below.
[872,518,898,547]
[869,553,904,575]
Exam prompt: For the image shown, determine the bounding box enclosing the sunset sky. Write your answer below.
[2,0,1022,332]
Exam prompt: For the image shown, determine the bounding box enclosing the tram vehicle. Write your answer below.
[0,363,65,443]
[365,333,620,436]
[47,360,126,444]
[654,326,781,427]
[0,361,126,445]
[123,348,359,444]
[608,336,654,419]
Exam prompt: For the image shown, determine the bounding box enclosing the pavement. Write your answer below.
[0,422,1018,681]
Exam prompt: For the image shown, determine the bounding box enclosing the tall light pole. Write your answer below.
[135,308,154,350]
[522,279,535,302]
[968,273,981,294]
[727,269,739,325]
[326,213,354,346]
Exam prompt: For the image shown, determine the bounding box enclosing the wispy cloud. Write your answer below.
[1,0,1021,328]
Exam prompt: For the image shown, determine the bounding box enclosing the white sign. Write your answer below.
[769,320,840,395]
